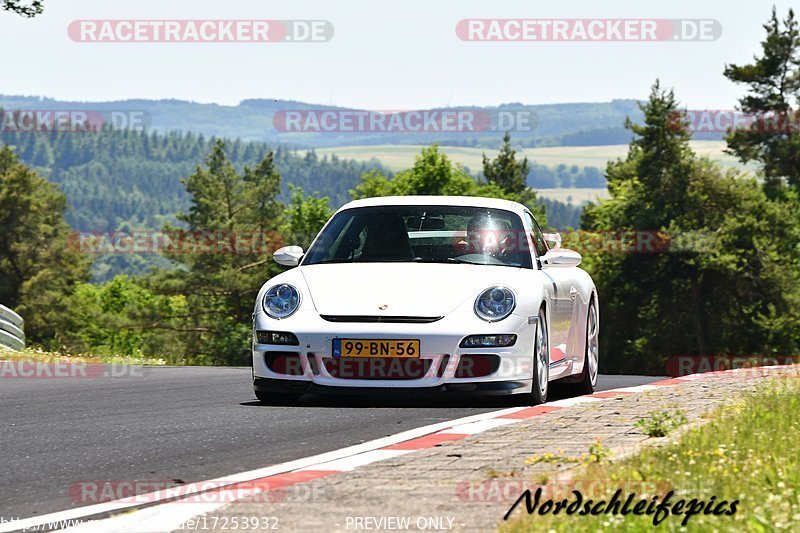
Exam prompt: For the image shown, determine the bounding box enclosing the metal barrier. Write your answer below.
[0,304,25,351]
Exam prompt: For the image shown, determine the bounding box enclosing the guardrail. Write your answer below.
[0,304,25,351]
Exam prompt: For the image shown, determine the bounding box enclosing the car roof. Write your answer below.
[337,195,527,215]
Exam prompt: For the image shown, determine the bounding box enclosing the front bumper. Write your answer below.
[252,310,536,395]
[254,376,531,396]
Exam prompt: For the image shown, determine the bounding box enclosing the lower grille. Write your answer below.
[322,357,432,380]
[264,352,304,376]
[455,354,501,378]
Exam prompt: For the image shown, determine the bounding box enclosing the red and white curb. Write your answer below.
[1,368,782,533]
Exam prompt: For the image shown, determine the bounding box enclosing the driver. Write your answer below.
[457,214,512,255]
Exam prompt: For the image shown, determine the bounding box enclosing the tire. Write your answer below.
[568,297,599,396]
[514,306,549,406]
[255,390,303,406]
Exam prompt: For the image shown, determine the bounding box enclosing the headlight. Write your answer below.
[262,284,301,319]
[474,286,516,322]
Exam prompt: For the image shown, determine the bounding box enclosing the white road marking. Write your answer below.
[439,418,520,434]
[297,449,414,471]
[602,384,661,394]
[547,396,603,407]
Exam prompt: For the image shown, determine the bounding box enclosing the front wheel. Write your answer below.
[568,297,599,396]
[515,307,549,406]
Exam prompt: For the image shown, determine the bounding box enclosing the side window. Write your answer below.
[523,211,549,258]
[322,216,355,260]
[351,227,367,260]
[533,220,549,257]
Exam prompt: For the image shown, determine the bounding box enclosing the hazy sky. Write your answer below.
[2,0,796,109]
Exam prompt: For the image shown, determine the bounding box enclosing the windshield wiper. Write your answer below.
[312,258,414,264]
[310,258,357,264]
[411,257,477,265]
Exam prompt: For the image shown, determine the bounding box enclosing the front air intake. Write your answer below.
[320,315,443,324]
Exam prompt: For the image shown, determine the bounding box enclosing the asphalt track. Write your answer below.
[0,366,661,520]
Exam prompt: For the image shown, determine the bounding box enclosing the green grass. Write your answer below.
[306,141,752,174]
[503,375,800,532]
[636,410,688,438]
[0,345,168,366]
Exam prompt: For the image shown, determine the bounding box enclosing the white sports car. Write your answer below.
[252,196,599,405]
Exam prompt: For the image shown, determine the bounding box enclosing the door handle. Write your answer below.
[569,286,578,301]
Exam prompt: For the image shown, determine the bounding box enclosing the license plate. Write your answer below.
[333,339,420,358]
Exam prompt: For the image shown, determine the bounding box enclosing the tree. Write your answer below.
[581,82,800,374]
[282,185,333,249]
[0,146,89,344]
[63,276,188,361]
[153,140,285,364]
[351,144,510,200]
[351,143,551,229]
[482,132,529,194]
[2,0,43,17]
[481,132,546,225]
[724,7,800,193]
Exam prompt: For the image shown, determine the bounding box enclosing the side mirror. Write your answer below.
[542,232,562,250]
[541,249,582,268]
[273,245,304,267]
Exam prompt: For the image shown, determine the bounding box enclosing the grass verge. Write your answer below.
[0,345,167,366]
[503,375,800,532]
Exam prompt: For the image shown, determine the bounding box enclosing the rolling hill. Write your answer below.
[0,95,708,149]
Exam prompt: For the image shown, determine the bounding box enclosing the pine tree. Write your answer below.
[482,133,547,225]
[482,132,529,194]
[724,7,800,193]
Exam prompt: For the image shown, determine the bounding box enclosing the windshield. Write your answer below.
[302,205,533,269]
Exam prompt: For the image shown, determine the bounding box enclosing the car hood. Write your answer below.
[299,263,524,317]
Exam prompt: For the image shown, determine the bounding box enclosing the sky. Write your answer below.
[1,0,797,109]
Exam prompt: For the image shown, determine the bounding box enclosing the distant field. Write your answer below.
[536,188,609,203]
[307,140,750,174]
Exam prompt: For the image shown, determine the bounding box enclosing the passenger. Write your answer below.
[456,214,512,256]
